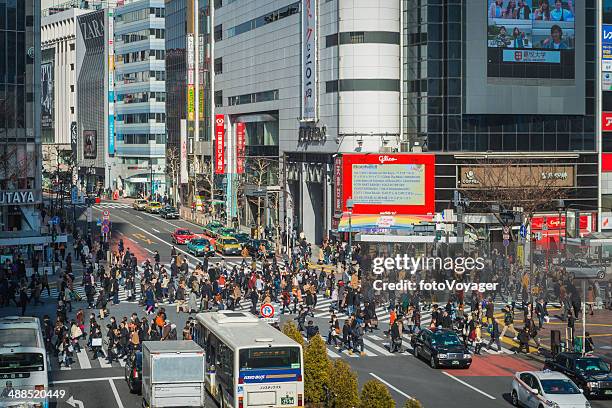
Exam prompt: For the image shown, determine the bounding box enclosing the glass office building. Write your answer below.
[404,0,598,212]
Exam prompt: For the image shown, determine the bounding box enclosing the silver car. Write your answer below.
[511,370,590,408]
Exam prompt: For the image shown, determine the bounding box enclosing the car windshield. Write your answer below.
[177,230,191,235]
[431,332,462,346]
[150,202,160,206]
[165,207,176,211]
[191,239,209,246]
[576,358,610,373]
[540,379,581,395]
[234,234,249,241]
[224,238,238,244]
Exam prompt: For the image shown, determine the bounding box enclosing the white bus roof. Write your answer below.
[195,311,301,350]
[0,316,43,349]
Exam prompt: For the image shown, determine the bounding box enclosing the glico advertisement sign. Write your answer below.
[340,154,435,215]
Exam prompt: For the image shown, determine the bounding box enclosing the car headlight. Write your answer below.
[437,354,448,359]
[587,381,599,389]
[545,401,560,408]
[463,353,472,359]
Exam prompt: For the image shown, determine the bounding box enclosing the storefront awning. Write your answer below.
[337,213,434,232]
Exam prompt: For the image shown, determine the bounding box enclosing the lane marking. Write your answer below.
[369,373,414,400]
[98,356,112,369]
[442,371,496,400]
[109,378,125,408]
[144,248,155,254]
[51,376,123,385]
[152,228,161,233]
[362,338,393,356]
[76,349,91,369]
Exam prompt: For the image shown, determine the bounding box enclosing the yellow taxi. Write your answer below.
[215,236,242,256]
[133,199,148,211]
[145,201,162,214]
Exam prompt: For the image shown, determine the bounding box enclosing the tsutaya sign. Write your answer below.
[0,190,40,205]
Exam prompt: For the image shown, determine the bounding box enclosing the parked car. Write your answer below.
[146,201,162,214]
[410,328,471,369]
[171,228,195,245]
[133,199,148,211]
[187,238,215,257]
[511,370,589,408]
[245,239,274,258]
[124,350,142,394]
[231,232,251,247]
[159,206,180,219]
[543,352,612,398]
[215,236,242,256]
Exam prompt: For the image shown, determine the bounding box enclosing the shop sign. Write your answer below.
[458,165,575,188]
[0,190,39,205]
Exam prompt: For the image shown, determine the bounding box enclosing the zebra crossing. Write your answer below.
[72,203,133,210]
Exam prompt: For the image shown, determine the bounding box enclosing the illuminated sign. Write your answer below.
[215,115,225,174]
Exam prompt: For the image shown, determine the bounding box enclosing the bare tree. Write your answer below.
[166,146,180,206]
[246,157,276,238]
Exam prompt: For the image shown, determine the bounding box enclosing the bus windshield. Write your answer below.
[0,353,44,373]
[239,347,301,371]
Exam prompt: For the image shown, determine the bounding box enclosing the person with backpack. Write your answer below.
[500,304,517,340]
[487,318,502,352]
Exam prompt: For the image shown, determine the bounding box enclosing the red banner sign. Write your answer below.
[215,114,225,174]
[603,112,612,132]
[603,153,612,172]
[236,122,246,174]
[531,215,589,231]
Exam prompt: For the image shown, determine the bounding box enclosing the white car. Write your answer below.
[511,370,591,408]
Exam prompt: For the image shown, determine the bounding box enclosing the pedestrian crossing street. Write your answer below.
[50,345,129,372]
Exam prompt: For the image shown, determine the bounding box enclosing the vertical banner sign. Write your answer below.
[603,25,612,91]
[41,62,54,129]
[301,0,316,120]
[603,112,612,132]
[187,34,195,121]
[180,119,188,184]
[107,9,115,156]
[236,122,246,174]
[333,156,343,213]
[215,115,225,174]
[70,122,78,152]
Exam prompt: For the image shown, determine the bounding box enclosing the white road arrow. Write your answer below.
[66,396,84,408]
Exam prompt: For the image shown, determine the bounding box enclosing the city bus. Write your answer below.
[0,316,50,407]
[194,311,304,408]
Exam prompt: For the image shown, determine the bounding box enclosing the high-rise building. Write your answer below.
[165,0,211,206]
[114,0,167,197]
[211,0,401,243]
[0,1,46,252]
[41,8,91,190]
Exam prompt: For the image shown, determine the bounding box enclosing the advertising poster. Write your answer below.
[487,0,575,78]
[215,115,225,174]
[41,62,54,129]
[236,122,246,174]
[340,154,435,215]
[107,9,115,156]
[83,130,97,159]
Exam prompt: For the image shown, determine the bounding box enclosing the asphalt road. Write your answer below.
[3,200,612,408]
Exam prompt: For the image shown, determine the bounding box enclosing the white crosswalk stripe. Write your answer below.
[72,203,133,209]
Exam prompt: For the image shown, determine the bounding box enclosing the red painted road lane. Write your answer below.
[444,355,539,377]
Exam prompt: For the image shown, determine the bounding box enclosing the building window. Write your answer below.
[228,90,279,106]
[222,2,300,40]
[70,85,74,92]
[325,80,338,93]
[70,63,74,71]
[214,57,222,74]
[70,43,75,51]
[214,24,223,41]
[70,107,74,114]
[215,90,223,107]
[326,34,338,47]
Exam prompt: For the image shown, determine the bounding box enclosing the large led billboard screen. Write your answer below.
[340,154,435,215]
[487,0,575,78]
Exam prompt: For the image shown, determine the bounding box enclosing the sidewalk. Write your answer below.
[488,306,612,363]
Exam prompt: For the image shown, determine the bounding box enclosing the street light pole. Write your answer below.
[555,199,565,266]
